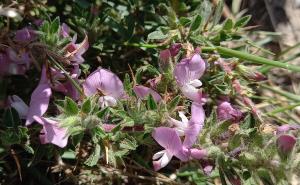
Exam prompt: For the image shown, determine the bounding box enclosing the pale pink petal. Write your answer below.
[183,102,205,148]
[26,84,52,125]
[133,85,162,102]
[152,127,188,161]
[34,116,68,148]
[83,68,125,99]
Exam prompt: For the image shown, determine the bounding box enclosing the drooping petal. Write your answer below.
[183,102,205,148]
[83,68,126,99]
[152,127,188,161]
[277,134,296,154]
[8,95,29,119]
[33,116,68,148]
[133,85,162,103]
[26,83,52,125]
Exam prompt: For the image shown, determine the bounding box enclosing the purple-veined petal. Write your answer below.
[34,116,68,148]
[26,83,52,125]
[133,85,162,103]
[152,127,188,161]
[277,134,296,154]
[183,102,205,148]
[8,95,28,119]
[174,52,206,102]
[83,68,125,99]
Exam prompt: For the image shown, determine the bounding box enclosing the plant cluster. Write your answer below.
[0,0,299,184]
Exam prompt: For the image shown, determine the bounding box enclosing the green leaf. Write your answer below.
[96,107,110,119]
[212,0,224,27]
[84,144,101,167]
[179,17,191,26]
[81,98,92,114]
[60,116,79,127]
[190,14,202,33]
[147,95,157,110]
[198,0,213,29]
[50,17,60,34]
[123,73,132,95]
[64,97,79,116]
[234,15,251,28]
[147,30,168,40]
[62,150,76,159]
[223,19,233,31]
[167,95,181,112]
[120,136,137,151]
[3,107,21,128]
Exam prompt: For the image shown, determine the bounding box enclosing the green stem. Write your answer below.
[261,84,300,102]
[267,102,300,115]
[123,42,162,49]
[48,56,83,96]
[258,52,300,73]
[215,46,300,73]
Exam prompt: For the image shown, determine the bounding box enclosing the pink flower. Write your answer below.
[26,67,52,125]
[168,102,205,148]
[152,127,207,171]
[277,134,296,155]
[33,116,68,148]
[152,127,189,171]
[174,52,206,103]
[65,34,89,64]
[217,101,242,122]
[133,85,162,103]
[83,68,126,108]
